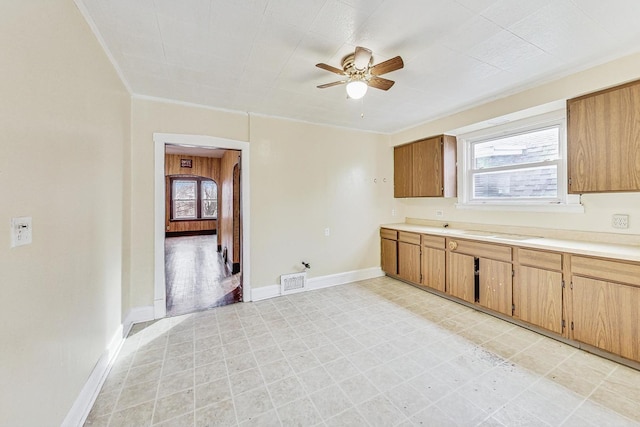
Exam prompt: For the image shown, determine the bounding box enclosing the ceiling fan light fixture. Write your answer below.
[346,80,368,99]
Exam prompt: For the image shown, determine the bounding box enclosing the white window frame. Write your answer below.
[456,111,583,213]
[172,179,198,219]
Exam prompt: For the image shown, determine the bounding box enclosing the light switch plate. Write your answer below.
[11,216,32,247]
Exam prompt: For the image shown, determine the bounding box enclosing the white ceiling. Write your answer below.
[78,0,640,133]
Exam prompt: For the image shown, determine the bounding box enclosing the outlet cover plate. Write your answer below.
[612,214,629,229]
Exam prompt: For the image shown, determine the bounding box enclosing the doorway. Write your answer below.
[153,133,251,320]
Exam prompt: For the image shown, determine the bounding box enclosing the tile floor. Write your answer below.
[85,277,640,426]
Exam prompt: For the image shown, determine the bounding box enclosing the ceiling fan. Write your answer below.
[316,46,404,99]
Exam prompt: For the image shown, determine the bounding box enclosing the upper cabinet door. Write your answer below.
[394,144,413,198]
[567,79,640,193]
[413,136,442,197]
[393,134,457,198]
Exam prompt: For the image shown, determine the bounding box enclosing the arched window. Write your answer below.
[171,177,217,220]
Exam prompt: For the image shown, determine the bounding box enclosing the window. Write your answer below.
[171,177,217,220]
[458,112,582,212]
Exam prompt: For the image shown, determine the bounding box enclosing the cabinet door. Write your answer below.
[479,259,513,316]
[448,252,475,303]
[572,276,640,363]
[567,81,640,193]
[394,144,413,197]
[381,238,397,275]
[422,247,445,292]
[398,242,421,283]
[413,136,442,197]
[518,266,563,334]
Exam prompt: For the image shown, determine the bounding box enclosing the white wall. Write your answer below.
[391,52,640,237]
[249,115,396,286]
[129,101,396,306]
[0,1,130,426]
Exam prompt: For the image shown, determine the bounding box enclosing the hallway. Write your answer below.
[165,235,241,316]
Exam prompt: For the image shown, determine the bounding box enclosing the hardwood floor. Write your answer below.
[164,234,241,317]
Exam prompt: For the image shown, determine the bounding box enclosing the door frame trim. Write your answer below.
[153,133,251,319]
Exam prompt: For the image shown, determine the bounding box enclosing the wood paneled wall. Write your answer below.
[165,154,221,234]
[220,150,241,272]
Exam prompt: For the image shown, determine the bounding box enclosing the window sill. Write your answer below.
[455,202,584,213]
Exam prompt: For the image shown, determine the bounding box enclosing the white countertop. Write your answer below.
[381,223,640,263]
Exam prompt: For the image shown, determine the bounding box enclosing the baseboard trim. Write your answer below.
[308,267,384,290]
[251,284,280,301]
[62,324,124,427]
[123,306,155,337]
[250,267,384,302]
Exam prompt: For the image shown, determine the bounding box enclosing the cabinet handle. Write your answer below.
[449,241,458,250]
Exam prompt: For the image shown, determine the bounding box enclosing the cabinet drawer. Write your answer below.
[398,231,421,245]
[448,239,512,262]
[422,234,445,249]
[518,249,562,271]
[572,256,640,287]
[380,228,398,240]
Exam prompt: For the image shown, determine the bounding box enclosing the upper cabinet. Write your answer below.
[394,135,457,198]
[567,79,640,193]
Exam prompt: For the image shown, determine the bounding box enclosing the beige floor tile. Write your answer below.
[195,399,236,427]
[324,407,368,427]
[385,382,431,417]
[296,365,334,394]
[308,384,352,419]
[194,361,227,385]
[195,377,232,409]
[109,401,154,427]
[115,379,158,411]
[234,385,274,423]
[153,411,194,427]
[266,375,306,408]
[435,391,488,426]
[158,369,194,398]
[276,397,322,427]
[238,409,279,427]
[259,358,294,384]
[229,367,265,395]
[152,388,193,424]
[357,394,408,427]
[588,387,640,422]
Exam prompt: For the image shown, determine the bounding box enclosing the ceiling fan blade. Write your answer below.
[317,80,347,89]
[370,56,404,76]
[354,46,372,70]
[316,63,346,75]
[368,76,395,91]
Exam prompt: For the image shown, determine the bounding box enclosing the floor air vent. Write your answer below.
[280,272,307,295]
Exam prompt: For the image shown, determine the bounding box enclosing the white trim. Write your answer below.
[73,0,132,94]
[250,267,384,302]
[62,325,125,427]
[308,267,384,290]
[154,133,251,319]
[123,306,155,337]
[252,284,281,301]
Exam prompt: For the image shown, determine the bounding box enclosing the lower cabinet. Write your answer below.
[398,232,421,283]
[446,239,513,314]
[479,258,513,316]
[515,248,564,335]
[571,256,640,363]
[380,228,398,275]
[380,227,640,366]
[448,252,475,303]
[421,235,445,292]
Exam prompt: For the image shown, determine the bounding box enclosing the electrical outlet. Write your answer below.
[391,208,396,217]
[435,210,444,217]
[612,214,629,229]
[324,227,330,237]
[11,216,32,247]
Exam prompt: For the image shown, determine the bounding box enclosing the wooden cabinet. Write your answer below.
[514,249,564,334]
[421,235,445,292]
[380,228,398,275]
[398,232,421,283]
[394,135,457,198]
[448,251,475,303]
[446,239,513,315]
[479,258,513,316]
[567,79,640,193]
[570,256,640,363]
